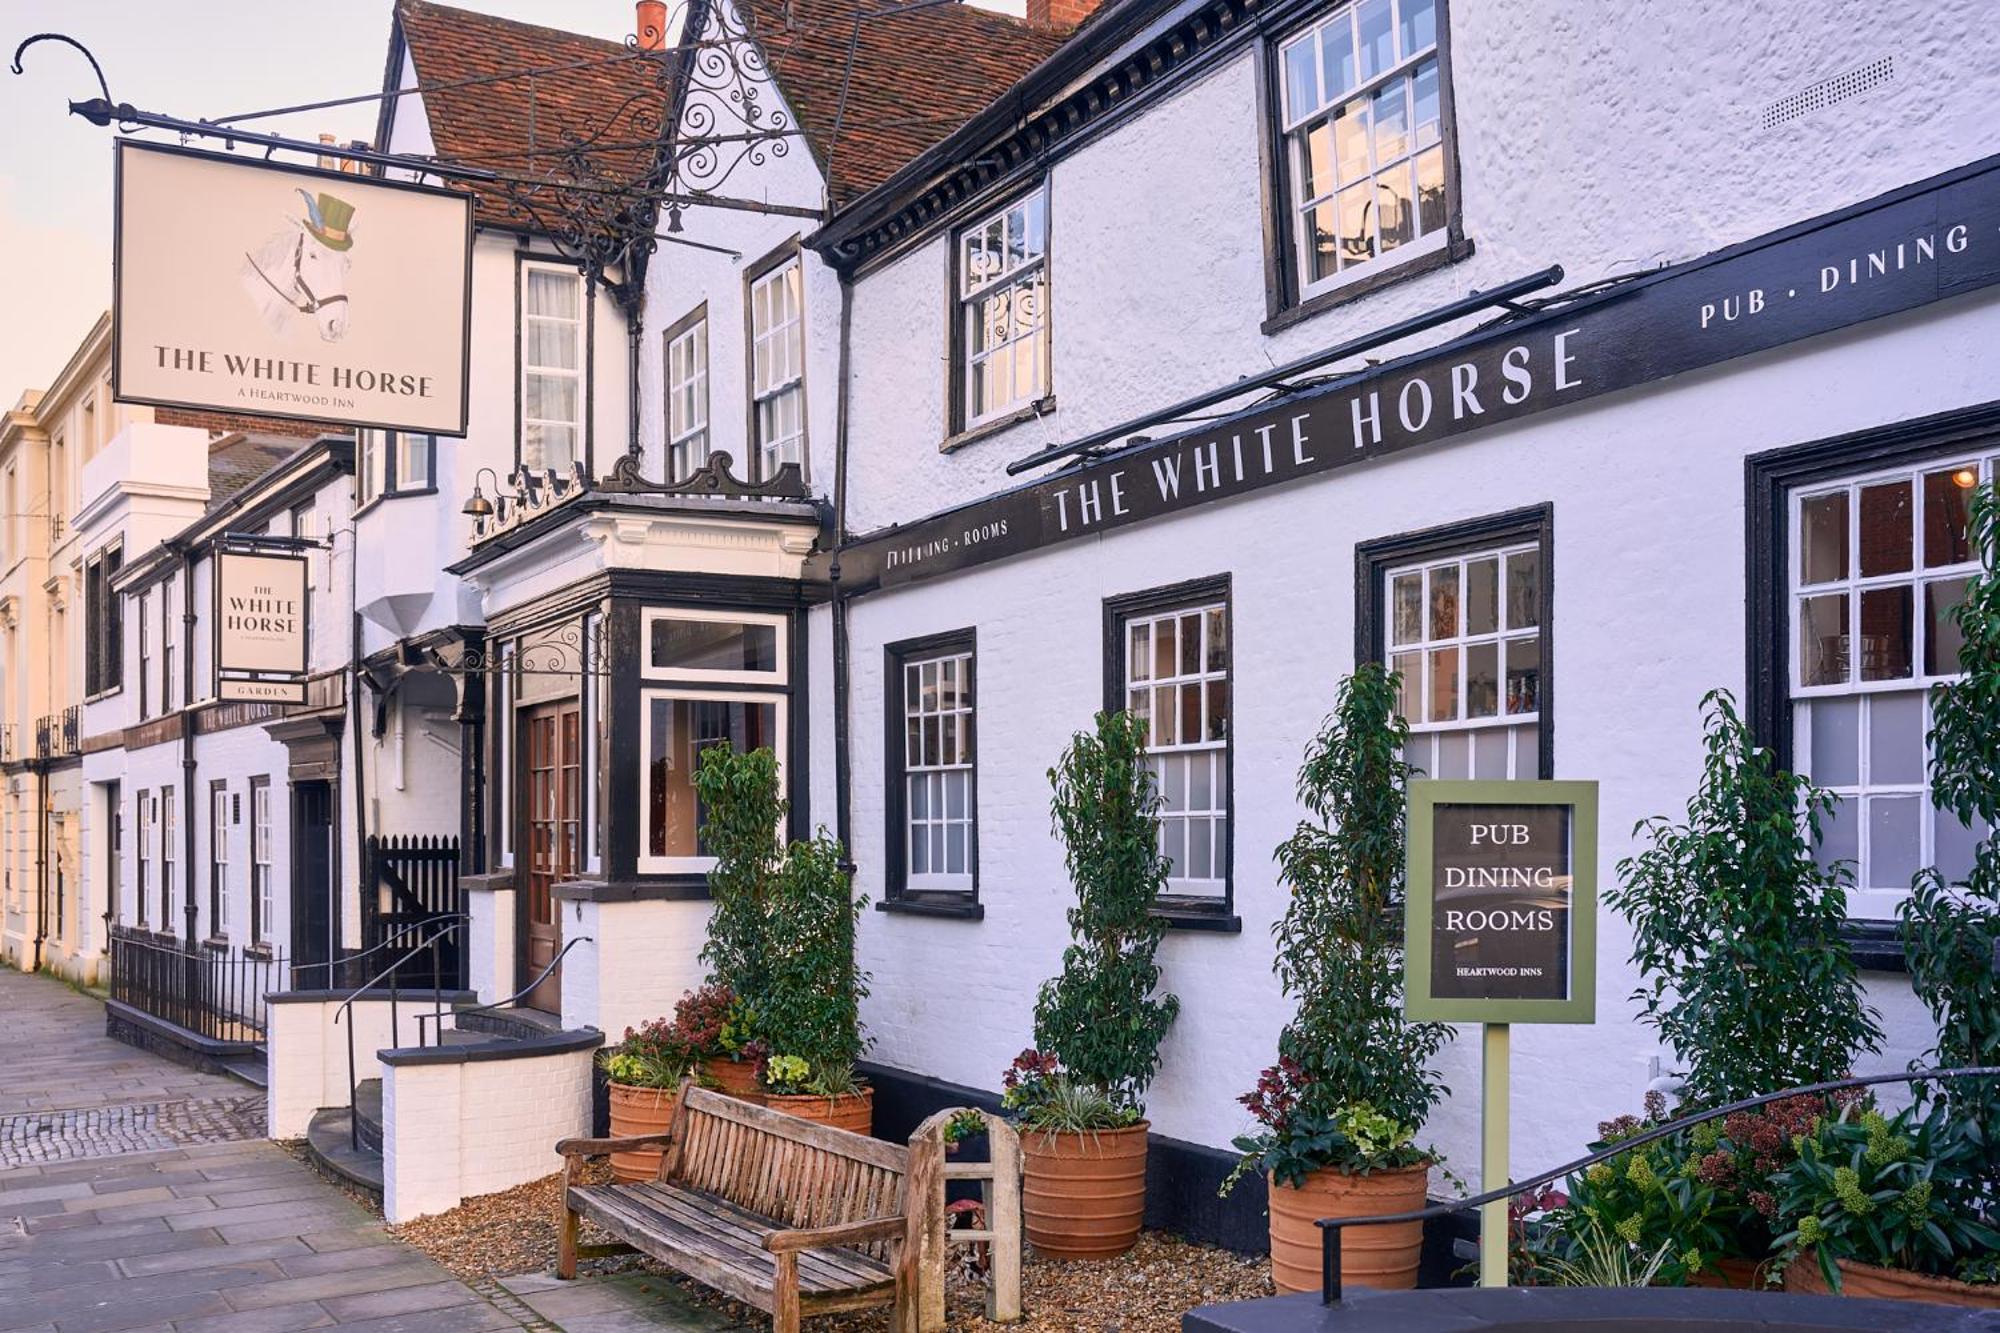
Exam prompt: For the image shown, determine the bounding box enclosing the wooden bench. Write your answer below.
[556,1082,930,1333]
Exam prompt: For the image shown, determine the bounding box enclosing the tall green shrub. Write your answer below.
[761,832,870,1086]
[1271,663,1449,1133]
[692,745,785,1008]
[1903,481,2000,1146]
[1608,690,1881,1106]
[1032,710,1181,1113]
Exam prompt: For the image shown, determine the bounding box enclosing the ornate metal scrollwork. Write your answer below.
[432,618,611,680]
[597,449,807,501]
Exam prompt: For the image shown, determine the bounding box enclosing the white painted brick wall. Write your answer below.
[265,995,460,1139]
[467,884,515,1005]
[381,1044,594,1223]
[560,897,709,1039]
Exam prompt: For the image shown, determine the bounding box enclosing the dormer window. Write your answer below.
[1273,0,1458,311]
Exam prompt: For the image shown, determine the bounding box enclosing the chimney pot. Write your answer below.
[636,0,668,50]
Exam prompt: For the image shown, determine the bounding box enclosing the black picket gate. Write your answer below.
[359,834,464,990]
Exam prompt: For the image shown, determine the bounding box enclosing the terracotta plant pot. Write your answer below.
[606,1082,677,1183]
[1687,1256,1770,1291]
[1267,1162,1429,1295]
[764,1086,874,1135]
[1020,1122,1150,1260]
[1785,1253,2000,1309]
[702,1056,765,1104]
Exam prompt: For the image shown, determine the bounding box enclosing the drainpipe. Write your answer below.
[179,543,198,952]
[830,269,855,853]
[348,603,368,981]
[31,759,46,971]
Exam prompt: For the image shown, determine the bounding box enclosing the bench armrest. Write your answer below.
[763,1214,907,1253]
[556,1133,673,1158]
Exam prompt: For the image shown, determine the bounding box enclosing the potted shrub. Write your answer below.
[1227,664,1449,1293]
[1607,689,1882,1109]
[758,832,873,1132]
[690,746,785,1100]
[600,1016,694,1182]
[1008,711,1180,1260]
[668,981,767,1103]
[1773,1100,2000,1308]
[1902,479,2000,1183]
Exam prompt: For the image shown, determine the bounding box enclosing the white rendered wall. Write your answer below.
[380,1044,594,1223]
[846,290,2000,1188]
[557,896,710,1038]
[266,994,458,1139]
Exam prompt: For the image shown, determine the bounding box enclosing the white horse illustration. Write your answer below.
[240,189,353,342]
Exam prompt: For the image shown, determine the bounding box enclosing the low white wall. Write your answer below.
[467,882,515,1005]
[380,1041,596,1223]
[558,896,709,1038]
[266,994,464,1139]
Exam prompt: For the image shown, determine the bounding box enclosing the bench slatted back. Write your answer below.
[668,1086,909,1260]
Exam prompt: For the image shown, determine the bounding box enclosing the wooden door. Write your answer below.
[521,702,580,1013]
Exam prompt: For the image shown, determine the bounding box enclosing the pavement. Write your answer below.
[0,967,746,1333]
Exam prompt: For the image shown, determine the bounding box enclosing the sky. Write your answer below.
[0,0,630,399]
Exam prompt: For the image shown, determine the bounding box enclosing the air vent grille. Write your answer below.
[1763,57,1895,129]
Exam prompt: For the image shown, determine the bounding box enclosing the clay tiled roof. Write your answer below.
[207,434,310,511]
[738,0,1069,205]
[393,0,662,231]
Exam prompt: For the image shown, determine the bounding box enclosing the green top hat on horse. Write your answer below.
[297,189,355,252]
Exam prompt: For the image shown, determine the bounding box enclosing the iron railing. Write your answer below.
[109,924,286,1046]
[331,916,467,1152]
[1315,1066,2000,1303]
[288,913,467,992]
[0,723,14,762]
[34,706,78,759]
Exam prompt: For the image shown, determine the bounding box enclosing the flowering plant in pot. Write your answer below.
[1010,710,1179,1260]
[1771,1100,2000,1307]
[670,981,768,1101]
[1229,665,1449,1293]
[599,1017,695,1182]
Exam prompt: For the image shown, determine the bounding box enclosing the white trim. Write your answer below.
[636,687,788,876]
[638,606,789,683]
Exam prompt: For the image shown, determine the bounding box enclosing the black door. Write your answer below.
[291,780,335,979]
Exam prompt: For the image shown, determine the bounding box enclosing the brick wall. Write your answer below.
[153,407,325,438]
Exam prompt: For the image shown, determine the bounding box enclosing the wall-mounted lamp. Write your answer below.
[463,466,502,517]
[1952,467,1979,490]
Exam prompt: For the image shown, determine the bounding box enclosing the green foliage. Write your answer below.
[760,832,870,1086]
[1002,1050,1144,1132]
[1029,711,1180,1114]
[1540,1109,1733,1289]
[1225,1086,1427,1193]
[1607,689,1881,1106]
[944,1109,987,1145]
[600,1015,695,1089]
[762,1054,812,1094]
[1903,481,2000,1159]
[693,746,785,1009]
[1539,1229,1674,1289]
[1770,1100,2000,1290]
[1260,665,1450,1155]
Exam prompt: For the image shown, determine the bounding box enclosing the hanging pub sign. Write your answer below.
[1405,780,1598,1023]
[214,549,310,704]
[113,140,473,436]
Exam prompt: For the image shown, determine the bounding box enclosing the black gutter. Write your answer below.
[178,542,198,951]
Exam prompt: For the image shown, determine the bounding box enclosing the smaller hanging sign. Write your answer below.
[214,549,309,704]
[1405,780,1598,1023]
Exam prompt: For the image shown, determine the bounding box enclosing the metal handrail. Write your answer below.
[1315,1065,2000,1303]
[417,933,594,1045]
[291,912,467,988]
[331,918,466,1151]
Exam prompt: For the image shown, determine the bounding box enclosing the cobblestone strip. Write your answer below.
[470,1276,564,1332]
[0,1092,265,1167]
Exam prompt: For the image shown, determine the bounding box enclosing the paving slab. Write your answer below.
[504,1272,756,1333]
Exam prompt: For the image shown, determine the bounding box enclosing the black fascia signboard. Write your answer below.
[818,150,2000,593]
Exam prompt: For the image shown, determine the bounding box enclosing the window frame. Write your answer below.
[744,239,808,484]
[137,589,150,719]
[882,628,982,918]
[250,776,272,947]
[516,255,591,477]
[209,780,229,940]
[639,607,787,685]
[1356,504,1555,781]
[355,431,436,512]
[636,687,790,878]
[134,789,150,929]
[160,785,177,933]
[664,303,711,483]
[949,184,1054,437]
[84,541,124,700]
[1747,404,2000,963]
[160,578,176,713]
[1257,0,1468,331]
[1102,574,1239,931]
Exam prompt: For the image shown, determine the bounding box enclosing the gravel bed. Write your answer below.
[393,1170,1274,1332]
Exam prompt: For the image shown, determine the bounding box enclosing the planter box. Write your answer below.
[607,1082,677,1183]
[1785,1253,2000,1308]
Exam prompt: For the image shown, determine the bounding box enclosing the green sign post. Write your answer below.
[1405,780,1598,1288]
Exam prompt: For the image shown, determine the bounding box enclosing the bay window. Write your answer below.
[521,262,584,472]
[748,250,805,479]
[638,610,789,876]
[1274,0,1456,305]
[956,188,1049,431]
